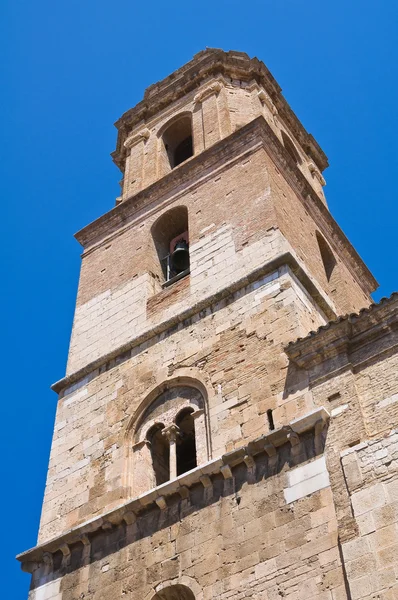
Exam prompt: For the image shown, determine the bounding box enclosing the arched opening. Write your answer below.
[147,423,170,486]
[316,232,337,283]
[281,131,302,165]
[152,584,196,600]
[175,408,197,476]
[151,206,190,284]
[162,115,193,169]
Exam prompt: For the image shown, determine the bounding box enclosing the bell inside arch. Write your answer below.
[171,239,190,273]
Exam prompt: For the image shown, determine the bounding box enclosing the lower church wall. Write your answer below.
[29,438,347,600]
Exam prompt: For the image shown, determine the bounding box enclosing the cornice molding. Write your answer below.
[76,116,377,297]
[285,293,398,371]
[111,49,328,173]
[16,407,329,573]
[51,252,337,395]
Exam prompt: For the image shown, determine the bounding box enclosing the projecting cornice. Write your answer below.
[16,407,329,574]
[111,48,328,173]
[77,116,377,295]
[285,292,398,371]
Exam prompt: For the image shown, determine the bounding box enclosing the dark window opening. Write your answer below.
[151,206,190,284]
[162,115,193,169]
[267,409,275,431]
[175,408,197,476]
[316,232,337,282]
[281,131,302,165]
[174,135,193,167]
[147,424,170,486]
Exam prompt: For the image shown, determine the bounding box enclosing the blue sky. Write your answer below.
[2,1,398,597]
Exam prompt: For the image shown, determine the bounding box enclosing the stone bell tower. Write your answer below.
[19,49,398,600]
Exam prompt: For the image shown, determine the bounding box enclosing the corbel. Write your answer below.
[43,552,53,569]
[264,441,277,457]
[194,81,223,104]
[308,162,326,186]
[123,511,137,525]
[220,464,233,479]
[124,128,151,150]
[79,534,90,547]
[60,543,71,567]
[258,89,278,115]
[178,485,190,500]
[199,475,212,488]
[243,454,255,469]
[284,427,300,447]
[155,495,167,510]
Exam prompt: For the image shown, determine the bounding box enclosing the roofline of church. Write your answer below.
[111,48,328,173]
[285,291,398,369]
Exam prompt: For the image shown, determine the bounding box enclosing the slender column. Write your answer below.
[162,424,180,480]
[132,439,154,495]
[194,81,223,149]
[192,408,207,464]
[123,128,150,198]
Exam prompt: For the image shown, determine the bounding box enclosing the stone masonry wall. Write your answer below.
[67,141,369,375]
[30,441,346,600]
[39,266,328,544]
[341,432,398,599]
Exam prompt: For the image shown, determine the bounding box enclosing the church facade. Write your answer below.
[18,49,398,600]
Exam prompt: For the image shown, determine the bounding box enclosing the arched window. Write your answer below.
[129,383,209,496]
[316,232,337,282]
[162,115,193,169]
[281,131,302,165]
[147,423,170,486]
[151,584,196,600]
[176,408,197,475]
[151,206,190,285]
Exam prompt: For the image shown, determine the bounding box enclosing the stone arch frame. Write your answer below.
[281,129,303,165]
[157,111,195,175]
[124,371,213,498]
[144,576,204,600]
[150,204,190,284]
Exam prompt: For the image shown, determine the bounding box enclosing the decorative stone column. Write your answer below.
[132,438,154,496]
[162,424,181,480]
[123,128,150,199]
[192,408,207,465]
[194,81,223,149]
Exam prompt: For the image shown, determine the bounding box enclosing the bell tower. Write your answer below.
[19,49,389,600]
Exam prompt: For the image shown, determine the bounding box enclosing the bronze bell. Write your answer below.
[171,239,190,273]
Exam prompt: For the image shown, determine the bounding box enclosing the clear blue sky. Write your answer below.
[2,1,398,597]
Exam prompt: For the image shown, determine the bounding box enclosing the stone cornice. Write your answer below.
[76,116,377,296]
[111,48,328,173]
[285,292,398,370]
[16,407,329,573]
[51,251,337,395]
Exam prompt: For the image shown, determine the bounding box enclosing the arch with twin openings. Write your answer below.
[126,376,211,497]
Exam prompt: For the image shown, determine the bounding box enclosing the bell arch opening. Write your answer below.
[162,115,194,169]
[281,130,302,165]
[316,231,337,283]
[151,206,190,284]
[176,408,197,476]
[151,584,196,600]
[147,423,170,486]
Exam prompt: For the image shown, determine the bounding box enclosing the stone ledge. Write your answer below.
[16,407,329,572]
[52,253,336,395]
